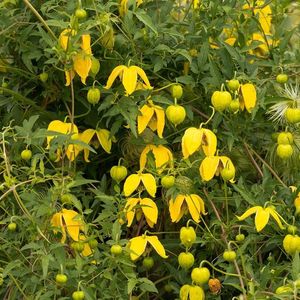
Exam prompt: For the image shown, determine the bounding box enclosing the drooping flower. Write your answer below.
[199,155,235,182]
[119,0,143,17]
[180,284,205,300]
[59,30,92,86]
[124,197,158,228]
[50,209,85,243]
[46,120,79,161]
[79,234,93,257]
[243,1,272,34]
[236,205,285,232]
[169,194,206,223]
[123,172,156,197]
[139,144,173,172]
[239,83,257,113]
[294,192,300,214]
[78,128,112,162]
[105,65,152,95]
[182,127,217,159]
[137,100,165,138]
[129,233,168,261]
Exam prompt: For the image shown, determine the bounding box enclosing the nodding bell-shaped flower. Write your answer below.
[50,209,85,243]
[123,172,156,197]
[236,205,285,232]
[128,233,168,261]
[182,127,217,159]
[78,128,112,162]
[139,144,173,172]
[199,155,235,182]
[137,100,165,138]
[124,197,158,228]
[59,30,92,86]
[180,284,205,300]
[169,194,206,223]
[46,120,79,161]
[105,65,152,95]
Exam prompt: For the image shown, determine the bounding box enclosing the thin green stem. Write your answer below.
[23,0,57,41]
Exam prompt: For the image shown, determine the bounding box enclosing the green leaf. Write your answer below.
[134,11,158,35]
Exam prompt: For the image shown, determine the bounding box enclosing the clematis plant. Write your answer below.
[123,172,156,197]
[137,100,165,138]
[105,65,152,95]
[182,127,217,159]
[180,284,205,300]
[236,205,286,232]
[59,29,92,86]
[129,233,168,261]
[124,197,158,228]
[139,144,173,172]
[169,194,206,223]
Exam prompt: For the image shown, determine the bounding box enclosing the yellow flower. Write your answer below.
[78,128,112,162]
[239,83,257,113]
[137,100,165,138]
[119,0,143,17]
[123,172,156,197]
[124,197,158,228]
[129,233,168,261]
[139,144,173,172]
[294,192,300,215]
[105,65,152,95]
[199,155,235,182]
[169,194,206,223]
[182,127,217,159]
[59,30,92,86]
[243,1,272,34]
[50,209,85,243]
[79,234,93,257]
[46,120,79,161]
[236,205,285,232]
[180,284,205,300]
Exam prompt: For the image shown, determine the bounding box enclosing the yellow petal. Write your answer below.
[255,207,270,232]
[132,66,152,89]
[180,285,191,300]
[137,104,154,135]
[139,145,152,170]
[241,83,256,113]
[224,37,237,46]
[124,174,141,197]
[154,106,165,138]
[65,69,75,86]
[129,236,147,260]
[146,236,168,258]
[81,34,92,55]
[255,4,272,34]
[50,212,66,243]
[199,156,220,181]
[61,209,84,241]
[59,29,72,51]
[236,206,260,221]
[185,194,201,223]
[122,66,137,95]
[182,127,203,159]
[105,65,126,89]
[80,235,93,257]
[95,129,112,153]
[80,129,96,162]
[267,207,285,230]
[169,195,185,223]
[201,129,217,156]
[141,173,157,197]
[73,54,92,85]
[125,198,140,227]
[47,120,67,148]
[140,198,158,228]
